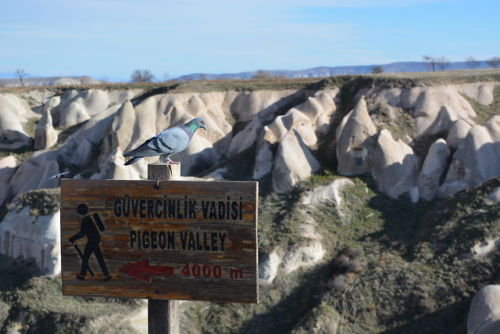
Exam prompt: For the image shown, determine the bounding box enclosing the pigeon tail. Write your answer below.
[124,157,142,165]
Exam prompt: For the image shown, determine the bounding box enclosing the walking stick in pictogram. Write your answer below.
[71,242,95,276]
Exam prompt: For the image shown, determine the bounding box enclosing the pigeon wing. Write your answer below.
[124,127,190,158]
[154,127,190,153]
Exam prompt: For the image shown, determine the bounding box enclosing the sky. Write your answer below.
[0,0,499,81]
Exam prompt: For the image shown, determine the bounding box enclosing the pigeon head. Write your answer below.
[185,118,206,132]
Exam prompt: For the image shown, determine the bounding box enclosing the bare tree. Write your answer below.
[423,56,450,71]
[466,57,479,69]
[252,70,272,79]
[422,55,437,72]
[15,69,28,87]
[372,66,383,74]
[487,57,500,68]
[435,57,450,71]
[130,69,155,83]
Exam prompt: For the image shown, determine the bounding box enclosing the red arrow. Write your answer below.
[119,260,174,283]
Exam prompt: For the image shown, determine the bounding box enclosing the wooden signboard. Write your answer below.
[60,179,258,303]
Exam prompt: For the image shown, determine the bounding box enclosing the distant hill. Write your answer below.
[176,60,493,81]
[0,76,105,87]
[0,60,495,86]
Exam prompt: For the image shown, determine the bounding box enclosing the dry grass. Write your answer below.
[1,69,498,95]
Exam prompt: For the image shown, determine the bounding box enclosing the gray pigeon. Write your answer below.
[123,118,206,165]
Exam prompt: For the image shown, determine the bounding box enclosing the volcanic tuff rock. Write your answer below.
[8,151,59,201]
[0,208,60,275]
[54,89,137,127]
[259,211,325,284]
[468,285,500,334]
[272,130,320,193]
[0,79,498,279]
[441,117,500,197]
[253,89,337,180]
[362,82,499,137]
[0,77,499,333]
[447,119,473,149]
[0,94,36,150]
[335,95,377,175]
[369,129,420,200]
[34,107,58,150]
[418,139,451,200]
[0,156,18,205]
[301,178,354,207]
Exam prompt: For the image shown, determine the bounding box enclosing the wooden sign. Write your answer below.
[60,179,258,303]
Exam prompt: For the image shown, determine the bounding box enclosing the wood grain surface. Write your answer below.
[60,179,258,303]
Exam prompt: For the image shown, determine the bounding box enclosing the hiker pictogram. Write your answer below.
[69,203,111,282]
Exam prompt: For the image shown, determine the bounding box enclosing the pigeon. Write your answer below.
[123,118,206,166]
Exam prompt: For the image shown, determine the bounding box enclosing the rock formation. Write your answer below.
[447,119,472,149]
[441,117,500,197]
[336,96,377,175]
[0,94,35,150]
[418,139,450,200]
[253,90,337,179]
[0,156,18,205]
[272,130,320,193]
[0,80,498,279]
[34,107,59,150]
[302,178,354,217]
[8,151,59,200]
[0,207,60,275]
[55,89,137,127]
[370,129,420,200]
[468,285,500,334]
[259,210,325,284]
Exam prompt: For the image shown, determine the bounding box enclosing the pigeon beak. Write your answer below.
[201,124,207,131]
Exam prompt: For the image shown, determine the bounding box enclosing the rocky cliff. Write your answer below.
[0,72,498,332]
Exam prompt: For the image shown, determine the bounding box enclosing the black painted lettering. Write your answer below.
[189,200,196,218]
[196,232,203,250]
[147,200,154,218]
[130,231,136,247]
[176,200,183,218]
[142,231,150,248]
[209,201,217,219]
[140,199,146,218]
[211,232,218,251]
[163,197,167,218]
[180,232,188,249]
[218,201,225,219]
[231,202,238,220]
[114,199,121,217]
[203,232,210,251]
[123,195,130,217]
[219,233,226,251]
[132,199,139,217]
[155,200,162,218]
[168,200,176,218]
[167,232,175,249]
[158,231,166,249]
[188,232,195,250]
[201,201,209,218]
[183,196,188,218]
[151,231,158,249]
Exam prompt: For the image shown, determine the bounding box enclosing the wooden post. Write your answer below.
[147,162,180,334]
